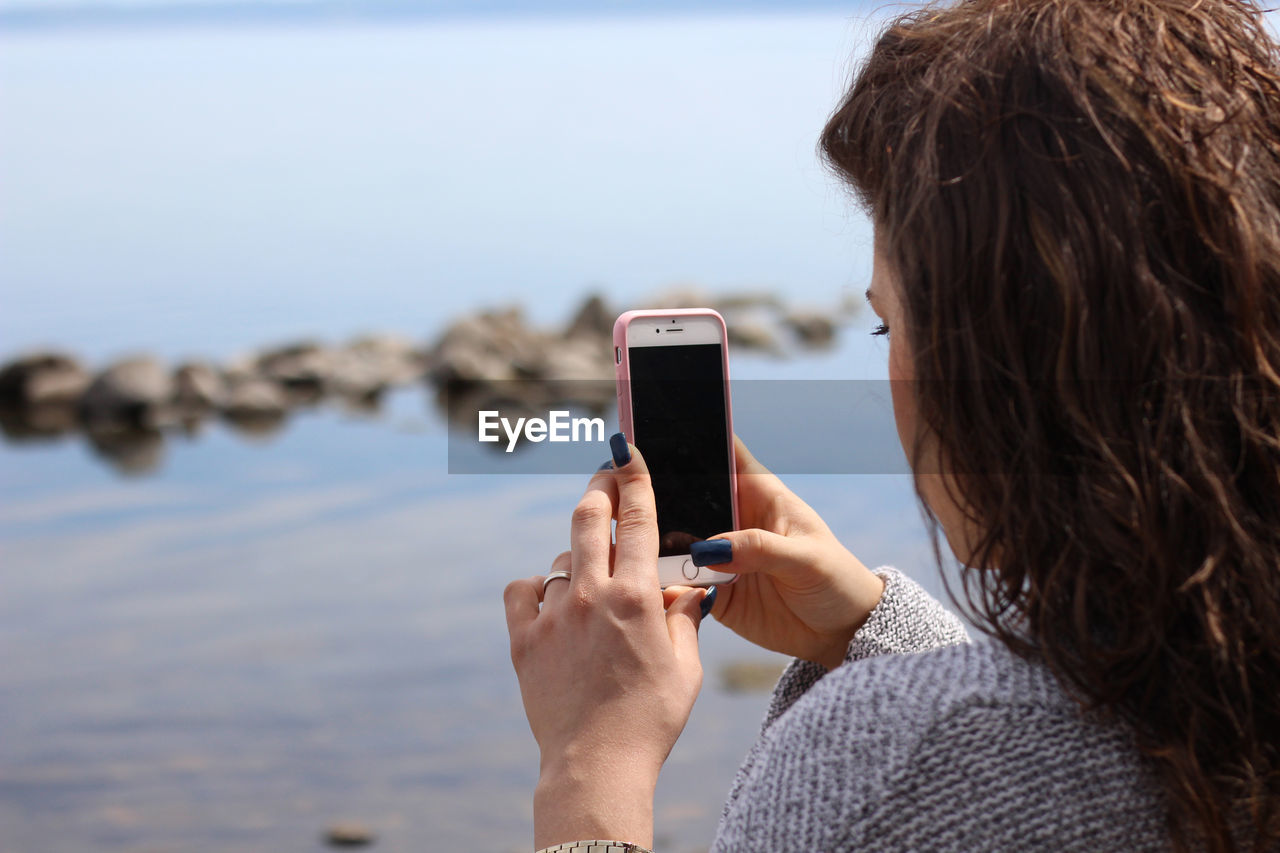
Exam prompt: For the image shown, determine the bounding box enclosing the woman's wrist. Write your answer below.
[533,757,659,850]
[813,627,860,671]
[812,571,887,671]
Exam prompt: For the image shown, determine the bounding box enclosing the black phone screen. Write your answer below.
[628,342,733,557]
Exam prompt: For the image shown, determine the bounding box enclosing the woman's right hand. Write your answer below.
[701,436,886,670]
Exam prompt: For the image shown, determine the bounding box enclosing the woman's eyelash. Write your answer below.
[871,323,890,337]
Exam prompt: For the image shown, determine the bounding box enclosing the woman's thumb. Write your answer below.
[664,586,706,671]
[689,528,812,578]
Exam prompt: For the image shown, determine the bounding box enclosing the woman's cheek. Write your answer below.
[887,333,966,559]
[888,332,916,466]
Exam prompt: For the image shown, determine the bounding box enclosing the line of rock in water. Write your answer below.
[0,289,854,474]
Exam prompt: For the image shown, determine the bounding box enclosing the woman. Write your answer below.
[503,0,1280,850]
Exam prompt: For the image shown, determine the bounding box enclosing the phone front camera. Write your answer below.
[654,328,659,334]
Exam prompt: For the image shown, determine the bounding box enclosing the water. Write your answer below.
[0,360,941,852]
[0,8,954,851]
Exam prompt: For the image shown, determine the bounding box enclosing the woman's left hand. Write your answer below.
[504,440,708,850]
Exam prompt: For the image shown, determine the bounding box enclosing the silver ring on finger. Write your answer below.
[542,570,572,593]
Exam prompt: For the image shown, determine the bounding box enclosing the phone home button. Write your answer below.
[681,559,699,581]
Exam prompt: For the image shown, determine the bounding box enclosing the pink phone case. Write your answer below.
[612,309,740,573]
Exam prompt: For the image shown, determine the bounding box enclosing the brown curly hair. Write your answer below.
[821,1,1280,850]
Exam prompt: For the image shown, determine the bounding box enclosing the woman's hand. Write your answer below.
[701,436,886,671]
[503,440,707,850]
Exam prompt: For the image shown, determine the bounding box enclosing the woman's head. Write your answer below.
[824,0,1280,849]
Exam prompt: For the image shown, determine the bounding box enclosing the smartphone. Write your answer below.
[613,308,739,588]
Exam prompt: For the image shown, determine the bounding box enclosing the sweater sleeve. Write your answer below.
[713,640,1168,852]
[721,563,967,850]
[759,566,970,729]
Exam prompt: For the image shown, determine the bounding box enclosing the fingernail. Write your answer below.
[597,459,614,471]
[690,539,732,567]
[699,585,718,619]
[609,432,631,468]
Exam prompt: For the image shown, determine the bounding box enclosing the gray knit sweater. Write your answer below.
[712,567,1170,851]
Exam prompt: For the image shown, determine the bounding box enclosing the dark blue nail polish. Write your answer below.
[700,585,718,619]
[609,432,631,468]
[597,460,614,471]
[690,539,732,567]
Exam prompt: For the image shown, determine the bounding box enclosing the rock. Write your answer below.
[323,822,376,848]
[542,337,612,382]
[333,392,382,416]
[430,304,615,427]
[640,287,782,314]
[326,360,386,402]
[725,318,783,355]
[429,309,548,385]
[432,347,513,387]
[564,293,613,340]
[346,335,427,377]
[80,357,174,427]
[0,352,91,406]
[442,385,540,434]
[330,335,428,400]
[784,311,837,348]
[175,414,208,438]
[540,337,615,408]
[719,660,789,694]
[221,354,259,387]
[644,285,711,310]
[222,415,286,439]
[173,362,226,410]
[256,342,333,401]
[221,378,288,423]
[711,291,785,312]
[0,402,79,441]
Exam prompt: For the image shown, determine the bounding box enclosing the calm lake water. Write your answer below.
[0,7,955,851]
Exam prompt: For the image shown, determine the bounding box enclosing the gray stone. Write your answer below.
[330,335,428,399]
[430,309,548,384]
[644,285,712,310]
[222,378,288,422]
[173,362,226,410]
[540,337,615,407]
[719,659,789,694]
[220,354,259,387]
[0,352,90,406]
[726,318,783,355]
[564,293,614,340]
[0,402,79,441]
[346,334,426,376]
[332,392,382,416]
[542,337,612,382]
[323,822,376,848]
[711,291,785,312]
[784,311,837,348]
[80,357,174,426]
[327,362,385,401]
[255,341,333,397]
